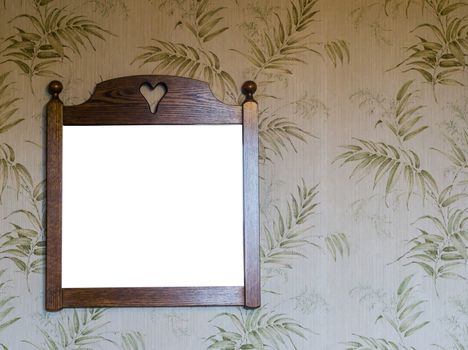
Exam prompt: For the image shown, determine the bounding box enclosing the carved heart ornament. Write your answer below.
[139,82,167,113]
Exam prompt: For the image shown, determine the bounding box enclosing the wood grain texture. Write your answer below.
[242,101,260,308]
[62,287,244,307]
[46,76,259,310]
[63,75,242,125]
[46,83,64,311]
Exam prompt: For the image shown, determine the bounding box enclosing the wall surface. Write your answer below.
[0,0,467,349]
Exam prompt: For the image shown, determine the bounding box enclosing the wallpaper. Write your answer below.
[0,0,467,349]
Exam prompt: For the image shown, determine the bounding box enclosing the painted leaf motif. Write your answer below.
[233,0,324,79]
[394,0,468,100]
[2,2,112,88]
[208,308,308,350]
[262,180,319,277]
[133,40,237,102]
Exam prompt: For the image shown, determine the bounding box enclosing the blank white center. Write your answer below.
[62,125,244,288]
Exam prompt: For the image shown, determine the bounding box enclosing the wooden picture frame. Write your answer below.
[46,75,260,310]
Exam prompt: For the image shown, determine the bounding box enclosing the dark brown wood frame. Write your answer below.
[46,76,260,310]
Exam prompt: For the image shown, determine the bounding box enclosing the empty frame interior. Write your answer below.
[46,75,260,310]
[62,125,244,288]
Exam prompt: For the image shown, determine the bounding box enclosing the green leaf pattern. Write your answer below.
[0,0,467,349]
[1,0,112,92]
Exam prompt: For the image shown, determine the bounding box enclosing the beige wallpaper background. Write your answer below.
[1,0,468,349]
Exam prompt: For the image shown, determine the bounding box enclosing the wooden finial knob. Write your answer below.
[242,80,257,102]
[48,80,63,97]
